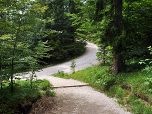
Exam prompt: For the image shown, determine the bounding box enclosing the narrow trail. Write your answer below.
[27,42,131,114]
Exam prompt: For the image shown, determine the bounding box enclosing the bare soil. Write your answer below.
[28,95,57,114]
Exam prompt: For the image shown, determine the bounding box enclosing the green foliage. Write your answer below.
[0,0,51,92]
[139,46,152,72]
[94,74,116,90]
[144,77,152,93]
[122,0,152,60]
[70,59,76,73]
[0,79,55,113]
[70,0,152,71]
[54,71,69,78]
[44,35,86,61]
[41,0,86,62]
[54,65,115,90]
[38,79,52,90]
[139,46,152,93]
[110,85,128,98]
[125,94,152,114]
[45,89,56,97]
[96,44,113,65]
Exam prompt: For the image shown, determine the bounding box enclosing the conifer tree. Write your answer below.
[43,0,86,61]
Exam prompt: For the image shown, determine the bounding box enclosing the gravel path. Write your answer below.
[53,87,131,114]
[25,43,131,114]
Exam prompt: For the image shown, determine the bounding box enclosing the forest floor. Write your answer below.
[27,43,131,114]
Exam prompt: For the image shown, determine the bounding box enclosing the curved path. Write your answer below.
[34,42,99,87]
[36,42,99,76]
[27,42,131,114]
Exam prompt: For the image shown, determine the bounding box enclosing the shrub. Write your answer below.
[45,89,56,97]
[38,79,52,90]
[70,59,76,73]
[95,74,116,90]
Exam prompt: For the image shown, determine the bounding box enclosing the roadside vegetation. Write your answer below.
[54,63,152,114]
[54,47,152,114]
[0,79,55,113]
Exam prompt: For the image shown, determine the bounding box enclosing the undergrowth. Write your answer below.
[0,79,55,114]
[54,64,152,114]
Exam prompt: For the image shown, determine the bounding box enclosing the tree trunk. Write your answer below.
[103,45,106,65]
[113,52,124,75]
[113,52,118,75]
[115,0,122,29]
[10,24,20,93]
[11,59,14,93]
[113,0,123,75]
[1,83,2,89]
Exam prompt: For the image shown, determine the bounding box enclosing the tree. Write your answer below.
[0,0,50,92]
[113,0,123,75]
[71,0,152,75]
[72,0,123,74]
[42,0,86,61]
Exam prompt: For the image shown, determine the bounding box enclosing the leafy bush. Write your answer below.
[70,59,76,73]
[139,46,152,73]
[45,89,56,97]
[95,74,116,90]
[53,71,69,78]
[139,46,152,92]
[96,45,113,65]
[38,79,52,90]
[144,77,152,93]
[93,69,108,80]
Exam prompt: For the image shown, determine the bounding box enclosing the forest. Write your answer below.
[0,0,152,113]
[0,0,86,91]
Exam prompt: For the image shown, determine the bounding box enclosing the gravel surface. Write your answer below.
[23,42,131,114]
[53,87,131,114]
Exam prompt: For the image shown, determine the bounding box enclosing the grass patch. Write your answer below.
[54,63,152,114]
[45,89,56,97]
[0,79,55,114]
